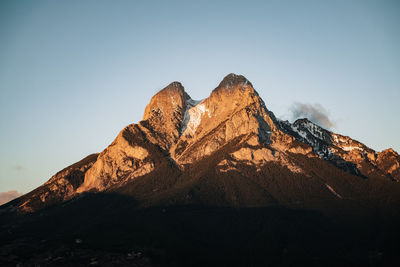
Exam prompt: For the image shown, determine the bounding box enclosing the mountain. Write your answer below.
[1,74,400,266]
[5,73,399,212]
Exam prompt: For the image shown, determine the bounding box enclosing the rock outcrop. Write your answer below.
[77,125,155,192]
[142,82,189,150]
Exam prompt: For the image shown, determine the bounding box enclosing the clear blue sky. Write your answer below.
[1,0,399,194]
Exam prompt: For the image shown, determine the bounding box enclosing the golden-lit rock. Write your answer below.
[142,82,189,150]
[78,125,154,192]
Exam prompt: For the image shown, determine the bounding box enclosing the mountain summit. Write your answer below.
[4,74,400,212]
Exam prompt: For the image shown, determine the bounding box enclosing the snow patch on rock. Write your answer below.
[181,99,210,136]
[291,125,308,140]
[341,146,363,152]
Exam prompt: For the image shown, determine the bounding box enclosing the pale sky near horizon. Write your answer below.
[1,0,399,194]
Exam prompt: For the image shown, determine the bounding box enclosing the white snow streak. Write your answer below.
[291,125,308,140]
[181,99,210,136]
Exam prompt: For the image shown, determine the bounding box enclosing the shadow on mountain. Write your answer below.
[1,192,400,267]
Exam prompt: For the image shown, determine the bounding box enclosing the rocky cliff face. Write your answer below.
[142,82,189,150]
[4,74,400,212]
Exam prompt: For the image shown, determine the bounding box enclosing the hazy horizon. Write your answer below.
[1,0,399,194]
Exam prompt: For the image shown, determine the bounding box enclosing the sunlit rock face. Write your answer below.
[6,73,400,212]
[170,74,282,164]
[78,125,155,192]
[141,82,189,150]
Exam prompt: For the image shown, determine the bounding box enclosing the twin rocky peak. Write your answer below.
[80,73,280,191]
[10,74,400,212]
